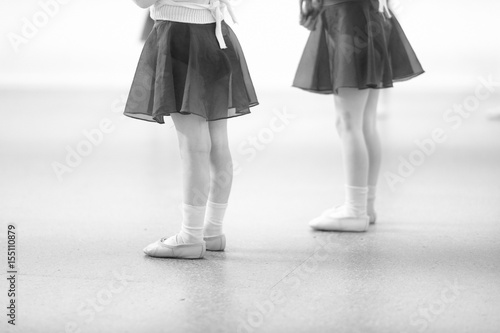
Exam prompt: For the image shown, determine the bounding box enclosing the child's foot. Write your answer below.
[204,234,226,251]
[143,234,206,259]
[326,205,377,225]
[309,206,369,232]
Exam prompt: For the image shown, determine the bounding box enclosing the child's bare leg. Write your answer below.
[208,119,233,204]
[143,113,210,258]
[309,88,371,232]
[169,113,211,244]
[363,89,381,223]
[364,89,381,186]
[204,119,233,242]
[335,88,370,188]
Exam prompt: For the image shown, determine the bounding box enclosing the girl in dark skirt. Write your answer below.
[125,0,258,258]
[294,0,424,232]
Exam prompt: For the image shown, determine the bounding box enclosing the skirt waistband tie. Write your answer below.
[155,0,237,49]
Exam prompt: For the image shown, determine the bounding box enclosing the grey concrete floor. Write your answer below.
[1,87,500,333]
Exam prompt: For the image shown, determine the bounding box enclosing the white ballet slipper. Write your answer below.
[143,235,206,259]
[309,206,369,232]
[328,205,377,225]
[204,234,226,252]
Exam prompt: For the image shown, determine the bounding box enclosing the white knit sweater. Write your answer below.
[150,0,236,49]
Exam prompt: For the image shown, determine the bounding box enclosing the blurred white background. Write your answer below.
[1,0,499,91]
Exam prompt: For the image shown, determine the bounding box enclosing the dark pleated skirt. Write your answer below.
[125,20,259,123]
[293,0,424,94]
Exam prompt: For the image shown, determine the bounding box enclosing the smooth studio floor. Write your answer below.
[1,87,500,333]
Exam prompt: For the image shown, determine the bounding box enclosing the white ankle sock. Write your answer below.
[344,185,368,217]
[166,203,205,245]
[203,201,228,237]
[367,186,376,215]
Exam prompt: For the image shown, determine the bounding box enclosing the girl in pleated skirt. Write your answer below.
[294,0,424,232]
[125,0,258,258]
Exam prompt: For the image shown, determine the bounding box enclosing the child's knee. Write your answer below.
[210,140,230,153]
[210,144,231,164]
[180,138,211,156]
[362,122,377,136]
[336,116,361,133]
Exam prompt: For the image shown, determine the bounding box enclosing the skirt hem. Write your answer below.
[124,102,259,124]
[293,70,425,95]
